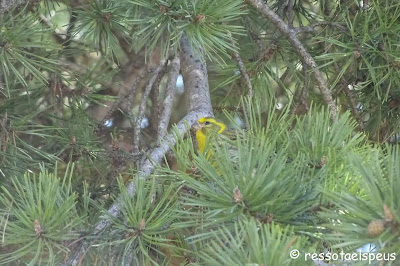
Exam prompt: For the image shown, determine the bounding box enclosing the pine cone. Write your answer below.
[367,219,385,236]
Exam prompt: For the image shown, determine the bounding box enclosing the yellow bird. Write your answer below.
[193,117,227,154]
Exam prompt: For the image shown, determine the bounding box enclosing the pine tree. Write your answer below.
[1,0,400,265]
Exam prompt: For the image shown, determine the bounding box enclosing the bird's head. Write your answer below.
[192,117,226,154]
[197,117,226,135]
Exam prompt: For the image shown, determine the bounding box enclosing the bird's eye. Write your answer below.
[204,121,211,125]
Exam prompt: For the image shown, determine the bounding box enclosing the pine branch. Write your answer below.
[132,59,167,154]
[157,56,180,141]
[149,70,163,133]
[333,62,364,131]
[63,34,214,265]
[39,14,66,41]
[294,22,349,35]
[287,0,295,28]
[101,68,150,126]
[179,34,213,114]
[291,68,310,114]
[245,0,338,118]
[231,51,253,98]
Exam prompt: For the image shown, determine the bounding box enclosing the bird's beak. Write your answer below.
[191,122,203,132]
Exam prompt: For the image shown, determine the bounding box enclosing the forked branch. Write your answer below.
[64,34,213,265]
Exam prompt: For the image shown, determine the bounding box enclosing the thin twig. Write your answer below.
[63,10,78,62]
[149,67,164,132]
[299,87,309,112]
[242,17,263,52]
[323,0,331,16]
[232,51,253,98]
[287,0,295,28]
[246,0,338,118]
[248,44,279,76]
[333,63,364,130]
[39,14,66,40]
[290,68,310,115]
[276,67,290,97]
[157,56,180,141]
[102,68,151,126]
[125,70,152,126]
[294,21,348,35]
[132,59,167,155]
[300,68,310,112]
